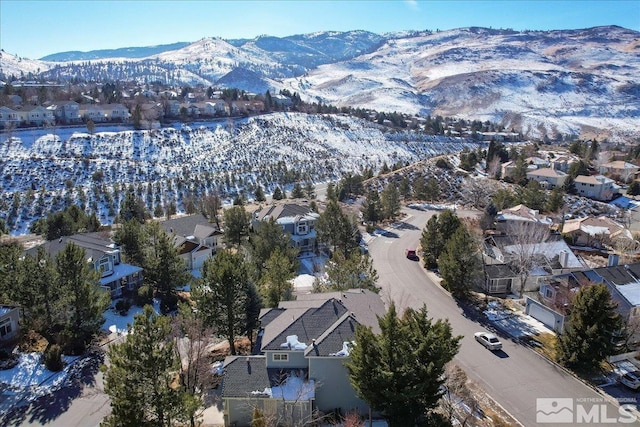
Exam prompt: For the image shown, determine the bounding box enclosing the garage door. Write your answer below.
[527,303,557,330]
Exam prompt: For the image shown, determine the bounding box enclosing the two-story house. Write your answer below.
[574,174,620,201]
[528,261,640,345]
[252,204,320,255]
[525,167,568,189]
[221,289,385,426]
[599,160,639,183]
[28,233,143,298]
[47,100,81,124]
[160,214,222,271]
[0,306,20,342]
[561,215,633,249]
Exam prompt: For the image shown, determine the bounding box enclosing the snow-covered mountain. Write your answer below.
[0,113,483,234]
[1,26,639,140]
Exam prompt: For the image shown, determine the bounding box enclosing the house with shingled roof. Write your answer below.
[525,167,568,189]
[574,174,620,201]
[221,289,385,427]
[252,203,320,254]
[160,214,222,270]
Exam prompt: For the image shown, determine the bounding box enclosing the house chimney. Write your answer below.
[558,250,569,269]
[246,357,251,374]
[608,253,619,267]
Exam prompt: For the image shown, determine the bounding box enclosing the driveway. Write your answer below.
[369,207,638,427]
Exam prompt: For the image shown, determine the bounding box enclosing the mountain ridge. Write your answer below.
[1,26,638,141]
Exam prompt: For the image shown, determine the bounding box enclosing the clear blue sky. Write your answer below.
[1,0,639,59]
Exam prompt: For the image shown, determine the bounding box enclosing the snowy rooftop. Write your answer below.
[615,282,640,307]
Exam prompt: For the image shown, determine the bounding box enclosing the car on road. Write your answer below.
[620,370,640,390]
[405,248,419,261]
[474,332,502,351]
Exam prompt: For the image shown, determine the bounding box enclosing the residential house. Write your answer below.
[599,160,639,183]
[47,100,81,124]
[160,214,222,270]
[12,105,55,126]
[495,204,552,232]
[221,289,386,426]
[483,264,519,295]
[549,155,575,173]
[27,233,143,298]
[562,215,633,249]
[483,234,584,294]
[529,262,640,345]
[230,100,264,115]
[0,306,20,342]
[79,103,130,122]
[500,160,516,179]
[271,94,293,108]
[252,204,320,254]
[0,106,20,128]
[196,100,229,116]
[525,167,568,189]
[574,174,620,201]
[525,156,550,169]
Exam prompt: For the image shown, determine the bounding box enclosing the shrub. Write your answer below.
[136,284,153,306]
[115,299,131,315]
[0,349,10,360]
[44,344,64,372]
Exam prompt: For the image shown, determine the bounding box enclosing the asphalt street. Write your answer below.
[369,207,639,427]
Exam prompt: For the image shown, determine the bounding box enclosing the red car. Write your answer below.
[405,249,419,261]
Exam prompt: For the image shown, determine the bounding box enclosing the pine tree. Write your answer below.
[438,226,481,298]
[345,303,461,427]
[254,185,266,202]
[113,219,147,267]
[361,190,382,225]
[420,215,441,269]
[323,251,378,291]
[272,186,284,200]
[290,183,304,199]
[56,242,110,352]
[557,283,623,372]
[223,205,249,247]
[192,250,249,355]
[103,306,184,427]
[381,183,400,221]
[247,218,298,283]
[261,247,295,307]
[145,225,191,312]
[545,187,565,212]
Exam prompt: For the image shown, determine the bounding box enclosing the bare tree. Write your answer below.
[439,365,481,427]
[200,190,222,229]
[504,220,550,298]
[171,304,219,427]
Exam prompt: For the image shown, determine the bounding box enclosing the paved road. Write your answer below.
[369,207,639,427]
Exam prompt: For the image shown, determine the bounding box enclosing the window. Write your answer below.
[297,222,308,235]
[0,318,12,337]
[544,288,554,299]
[273,353,288,361]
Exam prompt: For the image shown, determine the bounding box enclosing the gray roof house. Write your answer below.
[252,204,320,254]
[160,214,222,270]
[528,262,640,345]
[0,306,20,342]
[27,233,143,298]
[221,289,385,427]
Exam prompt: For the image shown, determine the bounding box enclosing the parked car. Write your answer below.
[620,371,640,390]
[474,332,502,351]
[405,248,419,261]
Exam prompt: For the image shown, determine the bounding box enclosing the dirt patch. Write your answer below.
[18,330,49,353]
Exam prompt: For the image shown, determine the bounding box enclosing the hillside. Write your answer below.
[0,113,483,235]
[2,26,638,140]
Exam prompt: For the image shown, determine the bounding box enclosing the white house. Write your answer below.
[525,167,568,189]
[252,204,320,254]
[574,174,620,201]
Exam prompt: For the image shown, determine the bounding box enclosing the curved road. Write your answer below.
[369,207,638,427]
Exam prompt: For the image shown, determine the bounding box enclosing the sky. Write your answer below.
[1,0,639,59]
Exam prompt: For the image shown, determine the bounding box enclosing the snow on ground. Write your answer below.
[101,298,161,335]
[484,300,553,338]
[293,274,316,291]
[0,353,79,393]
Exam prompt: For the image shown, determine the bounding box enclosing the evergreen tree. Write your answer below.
[254,185,266,202]
[247,218,298,283]
[304,182,316,199]
[520,180,546,211]
[361,189,382,225]
[223,205,249,247]
[398,176,411,200]
[261,247,295,307]
[420,215,441,269]
[322,251,378,292]
[145,225,191,312]
[438,226,481,298]
[272,186,284,200]
[245,282,263,352]
[192,250,249,356]
[317,200,359,258]
[563,175,577,195]
[545,187,565,212]
[412,176,427,201]
[424,177,441,203]
[56,242,110,352]
[568,160,589,178]
[491,188,517,210]
[113,219,147,267]
[103,306,184,427]
[290,182,305,199]
[326,182,337,202]
[381,183,401,221]
[628,181,640,196]
[119,191,147,224]
[479,201,498,231]
[345,303,461,427]
[557,283,623,372]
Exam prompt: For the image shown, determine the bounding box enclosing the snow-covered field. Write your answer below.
[0,112,484,235]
